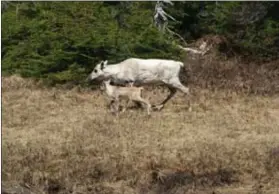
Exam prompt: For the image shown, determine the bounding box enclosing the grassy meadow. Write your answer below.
[2,75,279,194]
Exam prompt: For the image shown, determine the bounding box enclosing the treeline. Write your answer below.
[2,1,279,85]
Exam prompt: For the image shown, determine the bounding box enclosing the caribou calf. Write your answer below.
[101,79,151,115]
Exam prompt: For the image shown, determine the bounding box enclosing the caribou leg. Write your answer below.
[170,80,192,112]
[153,87,177,111]
[153,78,192,111]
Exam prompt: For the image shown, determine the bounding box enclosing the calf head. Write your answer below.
[100,79,112,92]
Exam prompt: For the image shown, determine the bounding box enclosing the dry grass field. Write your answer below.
[2,75,279,194]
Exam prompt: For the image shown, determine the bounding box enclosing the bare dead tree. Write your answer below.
[153,0,175,33]
[153,0,212,55]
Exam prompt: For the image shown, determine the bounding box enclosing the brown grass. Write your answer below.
[2,75,279,194]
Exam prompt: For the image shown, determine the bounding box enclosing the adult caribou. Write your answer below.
[87,58,191,111]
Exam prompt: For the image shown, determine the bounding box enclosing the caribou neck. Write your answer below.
[103,64,119,79]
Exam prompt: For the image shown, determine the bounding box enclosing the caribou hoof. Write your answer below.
[152,104,164,111]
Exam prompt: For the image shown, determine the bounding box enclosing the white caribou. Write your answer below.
[87,58,191,111]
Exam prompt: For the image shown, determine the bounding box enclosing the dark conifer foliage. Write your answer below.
[2,1,278,85]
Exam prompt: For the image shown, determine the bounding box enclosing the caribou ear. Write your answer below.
[100,61,105,70]
[100,60,108,70]
[104,60,108,66]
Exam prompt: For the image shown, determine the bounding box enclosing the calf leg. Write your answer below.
[109,99,115,112]
[122,98,132,113]
[134,101,144,109]
[110,98,120,115]
[125,81,144,109]
[135,97,152,115]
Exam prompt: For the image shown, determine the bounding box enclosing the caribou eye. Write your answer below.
[94,69,98,73]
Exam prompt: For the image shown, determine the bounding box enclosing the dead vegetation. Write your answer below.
[182,34,279,96]
[2,73,279,194]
